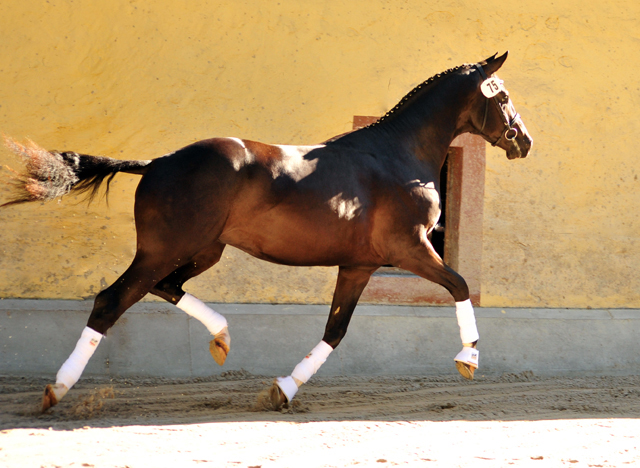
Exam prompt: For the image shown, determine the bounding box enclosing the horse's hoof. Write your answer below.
[42,383,68,412]
[454,346,479,380]
[455,360,476,380]
[209,338,230,366]
[269,380,289,411]
[42,384,58,412]
[209,327,230,366]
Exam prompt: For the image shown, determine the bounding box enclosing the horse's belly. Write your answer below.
[220,217,374,267]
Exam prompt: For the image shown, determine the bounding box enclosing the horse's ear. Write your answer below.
[482,51,509,75]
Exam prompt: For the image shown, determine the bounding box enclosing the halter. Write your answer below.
[476,64,520,147]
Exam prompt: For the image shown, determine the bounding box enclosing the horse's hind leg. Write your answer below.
[268,266,375,410]
[150,241,230,365]
[42,253,176,411]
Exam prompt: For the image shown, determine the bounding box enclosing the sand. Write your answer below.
[1,371,639,467]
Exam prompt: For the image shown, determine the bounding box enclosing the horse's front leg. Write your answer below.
[453,298,479,379]
[268,266,375,410]
[398,237,479,380]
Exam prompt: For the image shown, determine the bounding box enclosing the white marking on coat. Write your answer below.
[328,193,363,220]
[228,137,246,149]
[228,137,253,171]
[271,145,323,181]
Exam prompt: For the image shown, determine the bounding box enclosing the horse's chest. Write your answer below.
[408,184,440,209]
[400,184,441,227]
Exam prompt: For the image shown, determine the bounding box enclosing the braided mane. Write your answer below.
[368,63,474,128]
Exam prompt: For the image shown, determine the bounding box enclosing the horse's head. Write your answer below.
[470,52,532,160]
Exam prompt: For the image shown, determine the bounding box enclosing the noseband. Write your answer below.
[476,65,520,147]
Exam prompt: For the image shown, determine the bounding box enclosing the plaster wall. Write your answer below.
[0,1,639,308]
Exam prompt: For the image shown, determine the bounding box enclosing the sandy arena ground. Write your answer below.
[1,371,639,467]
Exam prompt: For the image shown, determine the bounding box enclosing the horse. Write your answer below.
[1,52,532,412]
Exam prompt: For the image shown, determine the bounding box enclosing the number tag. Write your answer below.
[481,77,504,98]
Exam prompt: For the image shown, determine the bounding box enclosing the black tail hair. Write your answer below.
[1,136,151,207]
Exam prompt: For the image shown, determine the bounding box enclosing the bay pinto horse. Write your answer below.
[2,52,531,411]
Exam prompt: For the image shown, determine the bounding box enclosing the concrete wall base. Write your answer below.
[1,300,638,379]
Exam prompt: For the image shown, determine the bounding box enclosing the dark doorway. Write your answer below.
[430,152,448,260]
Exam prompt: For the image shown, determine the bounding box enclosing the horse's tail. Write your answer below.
[1,136,152,207]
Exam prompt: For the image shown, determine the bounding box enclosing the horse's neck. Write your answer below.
[375,79,474,168]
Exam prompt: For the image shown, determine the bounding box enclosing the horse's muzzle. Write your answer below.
[507,132,532,160]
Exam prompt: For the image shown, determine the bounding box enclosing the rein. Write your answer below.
[476,64,520,147]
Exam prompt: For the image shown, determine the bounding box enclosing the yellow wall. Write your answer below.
[1,1,639,308]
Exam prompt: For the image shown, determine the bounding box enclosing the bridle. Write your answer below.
[476,64,520,147]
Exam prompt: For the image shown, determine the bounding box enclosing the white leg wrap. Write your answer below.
[277,341,333,402]
[291,341,333,385]
[456,299,479,344]
[56,326,103,390]
[276,376,299,402]
[176,293,227,335]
